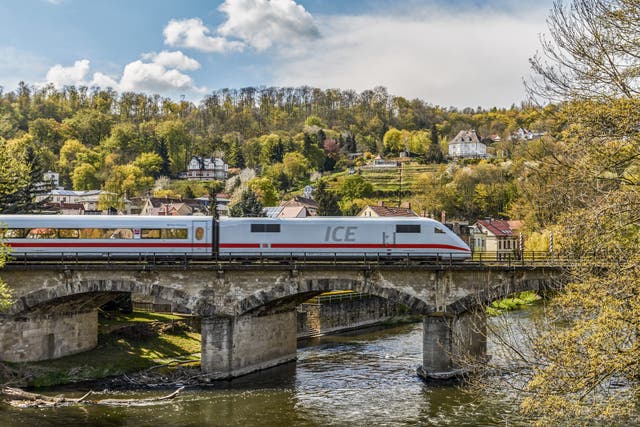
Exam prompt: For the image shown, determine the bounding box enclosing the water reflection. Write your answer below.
[0,314,536,426]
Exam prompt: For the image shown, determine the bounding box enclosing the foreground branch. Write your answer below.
[1,386,185,408]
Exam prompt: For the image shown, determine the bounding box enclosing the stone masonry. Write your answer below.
[0,264,562,379]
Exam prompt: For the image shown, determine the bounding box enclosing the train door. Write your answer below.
[192,220,209,254]
[382,226,394,255]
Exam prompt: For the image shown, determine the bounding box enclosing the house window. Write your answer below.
[396,224,421,233]
[251,224,281,233]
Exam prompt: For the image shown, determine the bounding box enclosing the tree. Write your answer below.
[0,139,29,213]
[528,0,640,102]
[72,163,99,190]
[383,128,408,155]
[425,124,444,163]
[338,175,373,200]
[229,189,264,217]
[0,137,50,213]
[510,1,640,423]
[314,180,341,216]
[133,152,163,178]
[0,242,12,312]
[248,177,279,207]
[282,152,311,185]
[155,139,171,177]
[103,164,153,200]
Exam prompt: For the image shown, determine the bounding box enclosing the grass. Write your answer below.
[4,311,201,388]
[326,162,443,198]
[486,291,540,316]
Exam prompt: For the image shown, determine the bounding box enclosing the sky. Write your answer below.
[0,0,554,108]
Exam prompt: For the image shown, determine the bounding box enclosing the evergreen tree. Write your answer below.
[1,145,50,213]
[156,139,171,176]
[229,189,264,217]
[425,124,444,163]
[315,180,341,216]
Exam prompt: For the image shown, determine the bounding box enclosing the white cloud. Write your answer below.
[141,51,201,71]
[43,51,206,99]
[272,8,549,108]
[45,59,91,88]
[163,18,244,53]
[119,60,203,93]
[91,71,119,89]
[163,0,319,53]
[218,0,320,51]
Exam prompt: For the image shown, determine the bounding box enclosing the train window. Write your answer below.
[1,228,26,238]
[79,228,115,239]
[58,229,80,239]
[251,224,281,233]
[396,224,421,233]
[434,227,446,234]
[27,228,57,239]
[141,229,161,239]
[110,229,134,239]
[161,228,188,239]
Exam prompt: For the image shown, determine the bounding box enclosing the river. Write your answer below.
[0,310,535,426]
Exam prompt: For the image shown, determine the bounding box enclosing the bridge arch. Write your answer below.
[7,279,193,316]
[232,276,436,316]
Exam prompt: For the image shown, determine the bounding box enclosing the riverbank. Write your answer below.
[0,311,201,388]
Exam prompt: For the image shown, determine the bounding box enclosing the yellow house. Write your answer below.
[471,219,523,259]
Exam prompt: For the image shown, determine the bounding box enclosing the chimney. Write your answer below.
[377,200,385,207]
[441,210,446,224]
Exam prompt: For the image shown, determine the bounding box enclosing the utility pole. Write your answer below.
[398,161,403,207]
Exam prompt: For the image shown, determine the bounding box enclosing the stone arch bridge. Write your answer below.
[0,261,564,380]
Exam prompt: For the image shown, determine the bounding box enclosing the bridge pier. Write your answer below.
[419,310,486,381]
[0,311,98,362]
[201,310,298,379]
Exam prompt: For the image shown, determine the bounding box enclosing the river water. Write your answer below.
[0,311,535,426]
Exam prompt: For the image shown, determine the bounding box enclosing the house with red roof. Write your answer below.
[471,219,524,259]
[358,201,418,217]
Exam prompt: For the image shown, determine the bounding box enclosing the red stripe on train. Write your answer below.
[269,243,469,251]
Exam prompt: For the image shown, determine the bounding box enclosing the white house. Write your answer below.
[35,189,114,211]
[180,156,228,181]
[448,130,487,159]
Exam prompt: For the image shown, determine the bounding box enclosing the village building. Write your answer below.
[510,128,545,141]
[448,130,488,159]
[471,219,524,259]
[358,201,418,217]
[264,206,310,218]
[279,196,319,216]
[35,189,114,212]
[180,156,228,181]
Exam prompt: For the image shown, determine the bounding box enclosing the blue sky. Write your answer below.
[0,0,554,108]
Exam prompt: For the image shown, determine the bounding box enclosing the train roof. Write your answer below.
[0,215,199,226]
[0,215,445,225]
[219,216,443,224]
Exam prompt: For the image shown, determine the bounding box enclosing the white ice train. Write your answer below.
[0,215,471,260]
